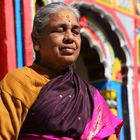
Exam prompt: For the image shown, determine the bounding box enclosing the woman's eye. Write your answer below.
[72,29,80,35]
[56,28,64,32]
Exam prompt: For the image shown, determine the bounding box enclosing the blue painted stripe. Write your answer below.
[108,81,124,140]
[14,0,24,68]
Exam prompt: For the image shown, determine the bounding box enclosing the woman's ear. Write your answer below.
[31,32,40,51]
[31,32,37,45]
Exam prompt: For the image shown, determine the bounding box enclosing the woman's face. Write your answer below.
[38,9,81,71]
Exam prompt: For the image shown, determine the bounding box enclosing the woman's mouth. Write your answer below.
[60,47,76,55]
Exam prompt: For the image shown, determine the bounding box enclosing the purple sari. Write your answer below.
[19,67,123,140]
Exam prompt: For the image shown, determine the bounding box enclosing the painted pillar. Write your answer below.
[22,0,34,66]
[0,0,16,80]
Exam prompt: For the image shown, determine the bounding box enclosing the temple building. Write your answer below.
[0,0,140,140]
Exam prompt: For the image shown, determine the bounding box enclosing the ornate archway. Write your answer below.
[73,2,135,140]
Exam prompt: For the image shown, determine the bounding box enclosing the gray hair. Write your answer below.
[32,2,80,44]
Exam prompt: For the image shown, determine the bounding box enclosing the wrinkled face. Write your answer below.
[38,9,81,71]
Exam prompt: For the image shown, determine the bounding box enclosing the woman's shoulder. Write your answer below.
[0,66,36,106]
[6,66,31,77]
[0,66,50,107]
[1,66,32,86]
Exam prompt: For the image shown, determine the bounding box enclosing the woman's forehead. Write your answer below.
[42,9,80,32]
[49,9,78,22]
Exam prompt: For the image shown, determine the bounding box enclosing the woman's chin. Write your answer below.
[61,54,79,63]
[55,60,75,71]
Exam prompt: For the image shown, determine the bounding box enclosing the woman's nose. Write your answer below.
[63,30,74,44]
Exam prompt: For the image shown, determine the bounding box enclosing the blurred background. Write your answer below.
[0,0,140,139]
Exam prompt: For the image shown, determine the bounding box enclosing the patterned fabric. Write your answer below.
[81,90,123,140]
[19,67,123,140]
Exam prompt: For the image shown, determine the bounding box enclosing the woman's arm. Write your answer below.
[0,90,28,140]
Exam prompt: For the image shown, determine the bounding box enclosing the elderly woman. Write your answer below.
[0,2,123,140]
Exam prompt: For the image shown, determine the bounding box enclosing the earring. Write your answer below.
[34,45,39,51]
